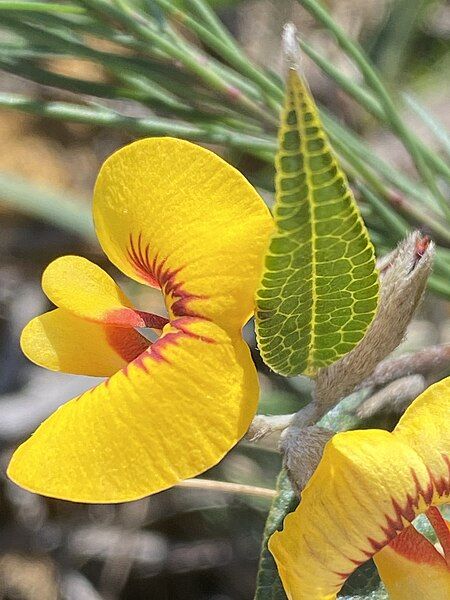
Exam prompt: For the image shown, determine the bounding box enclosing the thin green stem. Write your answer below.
[182,0,240,53]
[434,250,450,281]
[321,111,433,207]
[404,94,450,159]
[428,273,450,298]
[297,0,450,216]
[357,184,407,239]
[0,172,94,240]
[0,1,85,13]
[0,15,246,117]
[298,37,450,182]
[384,191,450,246]
[163,27,267,104]
[0,93,277,153]
[298,38,381,118]
[1,53,247,123]
[154,0,284,104]
[331,130,450,245]
[79,0,277,126]
[0,13,272,128]
[0,56,150,103]
[0,15,153,71]
[22,6,269,105]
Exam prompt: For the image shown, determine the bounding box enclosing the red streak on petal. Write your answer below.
[105,307,169,330]
[121,317,217,376]
[367,537,386,553]
[103,307,145,327]
[336,458,450,579]
[126,232,160,288]
[387,522,447,567]
[134,310,169,329]
[105,325,150,363]
[334,571,351,580]
[433,454,450,497]
[126,233,208,319]
[426,506,450,566]
[173,317,215,343]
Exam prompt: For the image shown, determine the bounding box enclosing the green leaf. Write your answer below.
[339,559,386,598]
[339,585,388,600]
[254,470,298,600]
[256,68,378,376]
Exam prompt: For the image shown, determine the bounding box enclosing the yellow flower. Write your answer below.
[373,506,450,599]
[269,376,450,599]
[8,137,273,503]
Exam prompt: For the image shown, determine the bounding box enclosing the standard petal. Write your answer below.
[21,308,149,377]
[9,318,258,502]
[394,377,450,507]
[374,520,450,600]
[93,138,273,330]
[42,255,167,329]
[269,430,435,600]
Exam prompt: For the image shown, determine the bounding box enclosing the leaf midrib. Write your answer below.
[292,71,317,375]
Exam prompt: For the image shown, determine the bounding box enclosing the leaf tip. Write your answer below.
[282,23,302,71]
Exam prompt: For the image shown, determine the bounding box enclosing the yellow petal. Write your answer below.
[93,138,273,330]
[374,518,450,600]
[42,255,167,328]
[20,308,150,377]
[394,377,450,507]
[427,507,450,565]
[269,429,435,600]
[269,377,450,599]
[9,318,258,502]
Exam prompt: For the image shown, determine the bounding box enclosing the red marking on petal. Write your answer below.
[350,464,446,572]
[173,317,215,343]
[106,307,144,327]
[359,548,376,560]
[387,522,447,567]
[348,556,366,567]
[432,454,450,498]
[332,569,353,579]
[330,458,450,584]
[126,233,208,319]
[105,308,169,330]
[368,537,386,553]
[105,326,150,363]
[381,511,403,540]
[427,507,450,566]
[392,498,407,528]
[423,468,435,505]
[121,317,217,376]
[127,232,160,288]
[148,330,183,364]
[134,310,169,330]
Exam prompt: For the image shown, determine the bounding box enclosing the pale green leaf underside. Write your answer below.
[256,69,379,377]
[254,471,297,600]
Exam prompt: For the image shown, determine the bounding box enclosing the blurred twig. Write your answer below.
[0,172,95,240]
[175,478,276,499]
[0,0,449,300]
[296,0,450,217]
